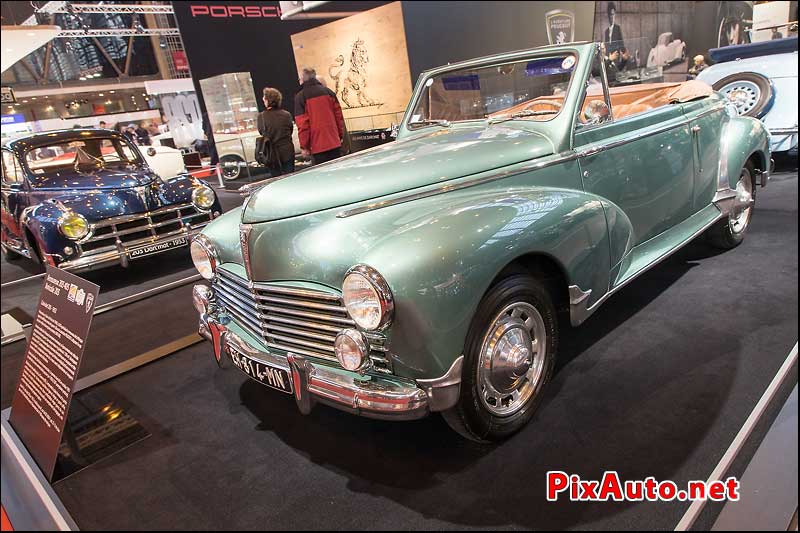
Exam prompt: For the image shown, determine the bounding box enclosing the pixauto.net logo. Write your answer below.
[546,471,741,502]
[189,5,282,18]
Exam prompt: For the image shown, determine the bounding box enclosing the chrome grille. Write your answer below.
[214,267,392,374]
[78,204,213,255]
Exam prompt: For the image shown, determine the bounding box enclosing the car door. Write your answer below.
[574,52,697,251]
[1,149,28,250]
[680,98,725,210]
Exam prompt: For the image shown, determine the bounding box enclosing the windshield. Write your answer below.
[408,54,577,128]
[24,137,142,174]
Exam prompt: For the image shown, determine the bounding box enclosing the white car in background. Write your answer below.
[142,144,186,179]
[215,125,302,180]
[698,45,798,153]
[647,32,687,68]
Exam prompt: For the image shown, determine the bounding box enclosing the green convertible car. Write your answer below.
[190,42,770,441]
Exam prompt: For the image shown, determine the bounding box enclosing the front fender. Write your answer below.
[362,187,612,379]
[21,203,73,262]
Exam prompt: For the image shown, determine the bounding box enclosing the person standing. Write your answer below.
[258,87,296,176]
[294,67,345,165]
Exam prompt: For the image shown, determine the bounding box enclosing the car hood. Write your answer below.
[29,166,157,190]
[242,123,555,223]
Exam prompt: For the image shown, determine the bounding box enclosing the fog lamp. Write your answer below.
[334,329,370,373]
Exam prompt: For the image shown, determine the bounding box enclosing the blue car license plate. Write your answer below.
[127,236,188,260]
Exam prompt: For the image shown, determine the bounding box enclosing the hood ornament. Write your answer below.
[239,224,253,280]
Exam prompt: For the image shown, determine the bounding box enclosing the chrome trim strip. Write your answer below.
[336,150,578,218]
[266,342,337,362]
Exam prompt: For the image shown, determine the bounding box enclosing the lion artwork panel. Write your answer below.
[290,1,413,129]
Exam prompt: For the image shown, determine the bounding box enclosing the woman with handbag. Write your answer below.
[257,87,296,176]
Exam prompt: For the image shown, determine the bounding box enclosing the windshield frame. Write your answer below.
[401,46,585,136]
[21,134,144,178]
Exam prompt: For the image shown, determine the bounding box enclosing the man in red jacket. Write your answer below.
[294,67,345,164]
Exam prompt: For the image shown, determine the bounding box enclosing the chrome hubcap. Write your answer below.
[478,302,547,417]
[720,81,760,115]
[730,170,754,234]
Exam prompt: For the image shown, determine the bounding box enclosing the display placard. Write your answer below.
[9,266,99,481]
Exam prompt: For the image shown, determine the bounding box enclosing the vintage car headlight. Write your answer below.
[192,185,216,210]
[190,235,218,280]
[58,212,89,240]
[342,265,394,330]
[334,328,370,372]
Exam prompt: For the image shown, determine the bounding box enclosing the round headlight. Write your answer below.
[342,265,394,330]
[192,185,216,210]
[190,235,218,280]
[58,212,89,240]
[334,328,370,372]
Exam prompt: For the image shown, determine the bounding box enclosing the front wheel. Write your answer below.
[706,162,756,249]
[442,274,558,442]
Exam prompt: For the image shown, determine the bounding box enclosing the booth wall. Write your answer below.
[171,1,386,118]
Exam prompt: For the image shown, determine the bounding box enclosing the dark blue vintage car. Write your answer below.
[1,128,222,272]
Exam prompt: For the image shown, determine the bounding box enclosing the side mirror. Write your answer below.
[584,100,611,124]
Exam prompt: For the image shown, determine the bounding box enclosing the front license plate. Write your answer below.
[127,236,188,259]
[229,347,293,394]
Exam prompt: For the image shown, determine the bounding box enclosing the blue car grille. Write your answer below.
[212,267,392,374]
[78,203,212,254]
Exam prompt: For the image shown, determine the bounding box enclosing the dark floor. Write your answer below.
[2,172,798,530]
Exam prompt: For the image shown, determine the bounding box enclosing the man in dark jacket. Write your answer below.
[294,67,345,164]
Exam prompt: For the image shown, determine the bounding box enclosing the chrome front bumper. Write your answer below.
[195,285,463,421]
[56,228,202,273]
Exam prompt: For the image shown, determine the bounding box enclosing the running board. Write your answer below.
[570,204,723,326]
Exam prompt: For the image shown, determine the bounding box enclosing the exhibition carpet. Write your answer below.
[2,170,796,530]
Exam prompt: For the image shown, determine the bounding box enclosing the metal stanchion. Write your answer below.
[216,164,224,187]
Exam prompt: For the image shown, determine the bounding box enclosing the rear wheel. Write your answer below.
[442,275,558,442]
[713,73,773,118]
[706,162,756,249]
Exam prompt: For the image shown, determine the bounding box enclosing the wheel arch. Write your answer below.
[491,252,571,314]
